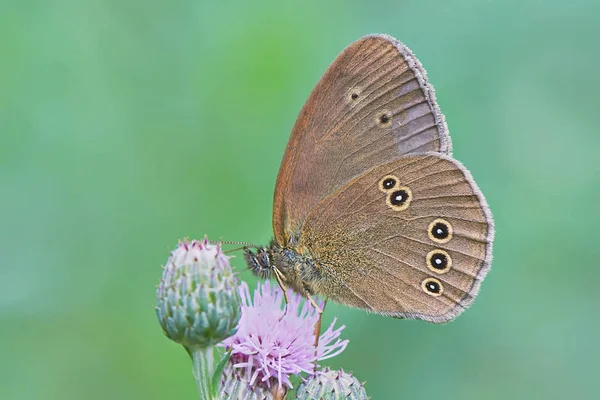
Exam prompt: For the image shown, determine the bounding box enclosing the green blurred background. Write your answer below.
[1,0,598,399]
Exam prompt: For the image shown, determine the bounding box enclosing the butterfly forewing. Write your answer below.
[299,154,494,323]
[273,34,452,245]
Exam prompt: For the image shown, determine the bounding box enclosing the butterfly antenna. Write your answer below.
[212,240,258,247]
[222,246,248,254]
[209,240,260,254]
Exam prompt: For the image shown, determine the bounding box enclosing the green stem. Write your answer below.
[189,346,215,400]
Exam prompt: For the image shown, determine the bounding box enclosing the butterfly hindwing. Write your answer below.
[299,153,494,322]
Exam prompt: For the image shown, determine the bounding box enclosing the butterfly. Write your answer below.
[243,34,494,323]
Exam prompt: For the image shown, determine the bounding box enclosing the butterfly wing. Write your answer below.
[273,34,452,246]
[298,154,494,323]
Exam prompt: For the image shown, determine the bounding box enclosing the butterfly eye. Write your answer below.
[386,186,412,211]
[379,175,399,192]
[421,277,443,296]
[377,111,392,126]
[351,92,359,100]
[426,249,452,274]
[428,218,453,243]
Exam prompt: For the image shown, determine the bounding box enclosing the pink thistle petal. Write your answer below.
[221,281,348,390]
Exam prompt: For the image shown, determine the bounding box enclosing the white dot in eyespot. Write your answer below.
[435,258,442,265]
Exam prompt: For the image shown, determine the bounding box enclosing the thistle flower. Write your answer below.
[296,368,368,400]
[219,362,274,400]
[221,281,349,391]
[156,238,241,399]
[156,238,241,348]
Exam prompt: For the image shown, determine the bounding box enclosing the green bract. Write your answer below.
[218,362,275,400]
[156,238,241,348]
[296,368,368,400]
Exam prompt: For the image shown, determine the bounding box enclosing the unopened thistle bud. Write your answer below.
[219,362,275,400]
[296,368,368,400]
[156,238,241,348]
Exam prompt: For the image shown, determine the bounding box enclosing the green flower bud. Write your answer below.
[296,368,368,400]
[218,362,276,400]
[156,238,241,348]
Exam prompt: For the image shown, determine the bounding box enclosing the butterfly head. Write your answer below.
[244,246,274,278]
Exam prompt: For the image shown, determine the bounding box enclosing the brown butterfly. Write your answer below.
[244,34,494,323]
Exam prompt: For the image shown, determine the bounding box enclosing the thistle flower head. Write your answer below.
[296,368,368,400]
[221,281,348,390]
[219,362,275,400]
[156,238,241,348]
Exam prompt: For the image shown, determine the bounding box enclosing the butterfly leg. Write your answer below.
[272,266,290,320]
[306,293,323,314]
[312,299,328,372]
